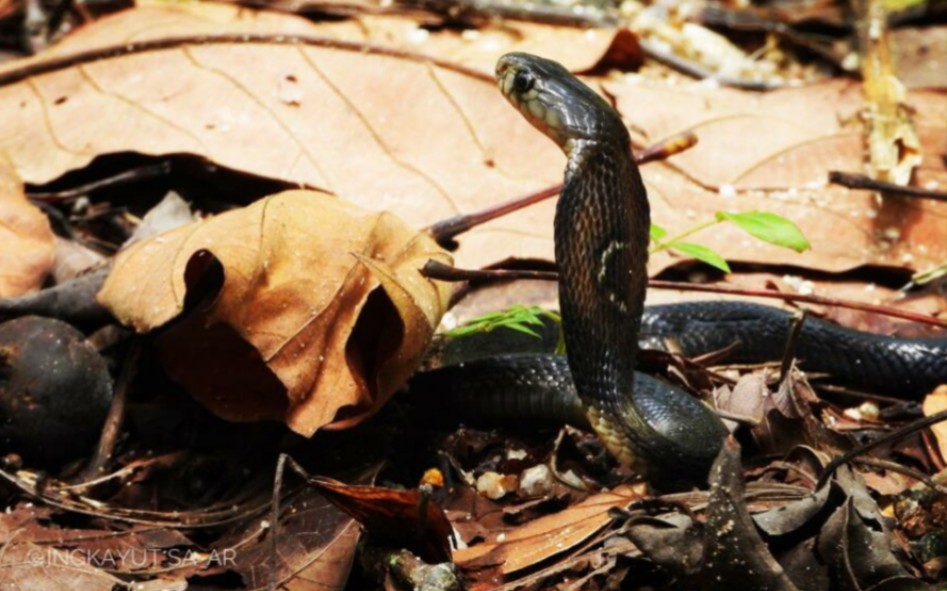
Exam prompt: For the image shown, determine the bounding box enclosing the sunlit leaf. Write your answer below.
[650,223,668,242]
[715,211,811,253]
[671,242,732,273]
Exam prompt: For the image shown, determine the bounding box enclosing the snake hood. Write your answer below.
[496,53,627,153]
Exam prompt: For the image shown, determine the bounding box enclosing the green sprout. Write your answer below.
[650,210,810,273]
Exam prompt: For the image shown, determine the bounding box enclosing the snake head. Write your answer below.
[496,52,627,154]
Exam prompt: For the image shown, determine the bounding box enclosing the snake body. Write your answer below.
[494,53,727,487]
[640,301,947,398]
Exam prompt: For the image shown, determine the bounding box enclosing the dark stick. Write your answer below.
[426,131,699,246]
[268,453,289,591]
[427,185,561,248]
[28,162,172,203]
[853,456,947,496]
[0,33,493,88]
[778,310,806,383]
[638,39,782,92]
[421,260,947,329]
[80,339,140,481]
[422,260,557,282]
[829,171,947,201]
[815,410,947,490]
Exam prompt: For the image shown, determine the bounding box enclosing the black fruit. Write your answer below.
[0,316,113,467]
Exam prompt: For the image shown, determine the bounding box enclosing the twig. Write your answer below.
[647,280,947,329]
[422,260,556,282]
[853,456,947,496]
[829,171,947,201]
[636,131,698,165]
[421,260,947,329]
[80,339,141,481]
[0,33,493,88]
[815,410,947,490]
[398,0,619,27]
[778,310,806,382]
[638,38,782,92]
[28,162,172,203]
[268,453,289,591]
[426,131,698,246]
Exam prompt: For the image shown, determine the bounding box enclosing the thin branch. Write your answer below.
[422,259,556,282]
[0,33,493,88]
[638,38,782,92]
[426,131,698,246]
[829,171,947,201]
[80,339,141,481]
[778,310,806,382]
[421,260,947,329]
[816,410,947,490]
[28,162,172,203]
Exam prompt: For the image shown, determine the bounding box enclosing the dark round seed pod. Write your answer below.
[0,316,113,467]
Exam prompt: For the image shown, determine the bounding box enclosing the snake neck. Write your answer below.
[555,137,651,462]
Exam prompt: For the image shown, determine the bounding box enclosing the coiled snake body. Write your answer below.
[494,53,728,487]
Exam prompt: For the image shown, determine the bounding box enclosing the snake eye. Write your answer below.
[512,70,534,94]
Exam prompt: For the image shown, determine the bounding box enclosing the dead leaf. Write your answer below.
[307,476,453,564]
[98,190,453,436]
[51,236,106,283]
[221,483,360,590]
[624,439,801,590]
[700,438,801,590]
[0,151,54,297]
[818,496,925,590]
[922,385,947,464]
[0,541,125,589]
[0,1,572,271]
[454,484,642,574]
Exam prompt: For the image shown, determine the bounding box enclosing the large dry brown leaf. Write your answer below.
[2,1,943,278]
[0,1,570,270]
[0,152,54,297]
[98,190,453,435]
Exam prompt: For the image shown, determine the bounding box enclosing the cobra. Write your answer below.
[494,52,728,488]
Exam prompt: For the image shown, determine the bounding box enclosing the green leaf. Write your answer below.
[502,323,542,338]
[650,223,667,242]
[716,211,810,252]
[445,305,551,340]
[672,242,732,273]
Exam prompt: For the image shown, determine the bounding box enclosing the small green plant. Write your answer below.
[650,210,810,273]
[445,306,565,353]
[446,305,553,339]
[447,209,809,344]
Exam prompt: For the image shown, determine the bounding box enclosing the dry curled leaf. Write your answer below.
[0,152,54,297]
[98,190,453,435]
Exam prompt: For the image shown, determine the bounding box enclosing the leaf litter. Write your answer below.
[0,1,944,590]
